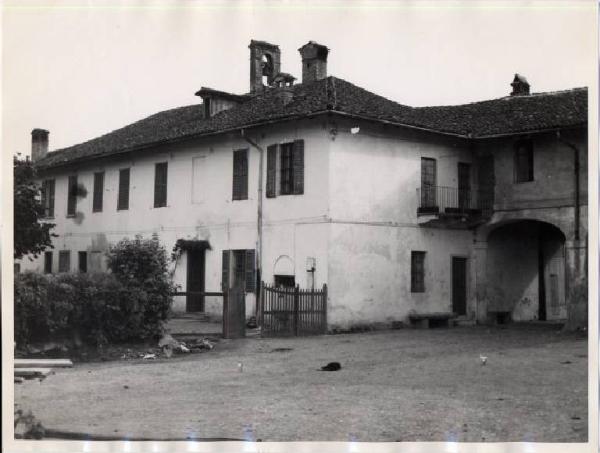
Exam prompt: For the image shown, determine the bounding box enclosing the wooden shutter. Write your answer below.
[118,168,130,210]
[292,139,304,194]
[41,181,47,216]
[245,249,256,293]
[221,250,230,291]
[67,176,77,216]
[154,162,168,207]
[266,144,277,198]
[232,150,248,200]
[48,179,55,217]
[93,172,104,212]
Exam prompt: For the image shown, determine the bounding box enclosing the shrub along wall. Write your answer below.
[15,236,175,347]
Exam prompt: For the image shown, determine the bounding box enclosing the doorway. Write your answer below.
[458,162,471,209]
[452,257,467,316]
[186,249,206,312]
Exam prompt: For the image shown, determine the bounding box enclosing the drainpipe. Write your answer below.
[241,128,264,316]
[556,131,580,241]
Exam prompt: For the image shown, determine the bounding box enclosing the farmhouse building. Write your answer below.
[21,40,588,328]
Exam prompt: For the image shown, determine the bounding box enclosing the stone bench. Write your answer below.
[409,312,456,328]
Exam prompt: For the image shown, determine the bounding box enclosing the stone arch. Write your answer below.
[273,255,294,276]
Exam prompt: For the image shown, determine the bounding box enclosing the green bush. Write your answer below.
[15,236,176,346]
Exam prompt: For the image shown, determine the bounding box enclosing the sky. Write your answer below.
[2,0,597,157]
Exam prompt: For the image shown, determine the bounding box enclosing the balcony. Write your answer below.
[416,185,492,228]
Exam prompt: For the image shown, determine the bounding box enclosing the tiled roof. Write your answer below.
[35,76,587,169]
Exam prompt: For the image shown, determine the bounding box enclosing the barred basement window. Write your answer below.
[67,175,77,216]
[93,172,104,212]
[117,168,130,210]
[154,162,168,208]
[232,149,248,201]
[58,250,71,273]
[514,139,534,183]
[411,251,426,293]
[41,179,55,218]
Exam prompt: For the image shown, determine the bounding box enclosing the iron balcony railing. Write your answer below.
[416,185,493,215]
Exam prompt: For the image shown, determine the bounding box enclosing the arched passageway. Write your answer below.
[485,220,566,322]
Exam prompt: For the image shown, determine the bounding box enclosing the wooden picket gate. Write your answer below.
[259,283,327,337]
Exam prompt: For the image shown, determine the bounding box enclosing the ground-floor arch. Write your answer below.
[483,220,567,322]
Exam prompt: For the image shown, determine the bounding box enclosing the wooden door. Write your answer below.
[186,249,205,312]
[458,163,471,209]
[543,241,566,321]
[452,257,467,316]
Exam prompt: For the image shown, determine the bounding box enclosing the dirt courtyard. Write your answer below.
[14,325,587,442]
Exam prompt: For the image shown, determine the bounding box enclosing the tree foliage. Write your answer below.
[14,156,55,259]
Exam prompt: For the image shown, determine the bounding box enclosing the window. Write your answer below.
[78,251,87,273]
[93,172,104,212]
[274,275,295,288]
[117,168,130,210]
[222,249,256,293]
[232,150,248,201]
[67,175,77,216]
[154,162,168,208]
[420,158,437,208]
[58,250,71,273]
[411,251,426,293]
[41,179,55,217]
[44,252,53,274]
[266,139,304,198]
[514,140,534,183]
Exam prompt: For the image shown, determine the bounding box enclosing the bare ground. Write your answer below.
[14,325,588,442]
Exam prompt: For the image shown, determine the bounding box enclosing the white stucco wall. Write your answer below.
[21,117,332,319]
[326,119,476,328]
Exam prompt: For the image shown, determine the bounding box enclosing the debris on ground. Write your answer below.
[15,359,73,369]
[14,368,55,379]
[270,348,293,353]
[320,362,341,371]
[480,355,488,365]
[142,353,156,360]
[238,362,244,372]
[561,360,572,364]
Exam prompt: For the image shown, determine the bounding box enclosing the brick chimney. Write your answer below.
[31,129,49,162]
[510,74,530,96]
[299,41,328,84]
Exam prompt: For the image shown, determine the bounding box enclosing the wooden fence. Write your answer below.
[259,283,327,337]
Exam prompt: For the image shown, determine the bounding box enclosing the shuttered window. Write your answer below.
[58,250,71,273]
[411,251,426,293]
[44,251,53,274]
[154,162,168,208]
[221,249,256,293]
[117,168,130,210]
[267,139,305,198]
[514,140,534,183]
[41,179,55,217]
[67,175,77,216]
[232,150,248,200]
[92,172,104,212]
[421,158,437,207]
[266,144,278,198]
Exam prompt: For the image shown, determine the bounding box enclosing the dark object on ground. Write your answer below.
[246,316,258,329]
[320,362,341,371]
[561,360,573,364]
[270,348,293,353]
[123,385,129,389]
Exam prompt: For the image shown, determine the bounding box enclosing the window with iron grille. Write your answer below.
[93,172,104,212]
[44,251,53,274]
[232,150,248,201]
[41,179,55,218]
[280,142,294,195]
[411,251,426,293]
[221,249,256,293]
[154,162,168,208]
[58,250,71,273]
[117,168,130,210]
[67,175,77,216]
[514,140,534,183]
